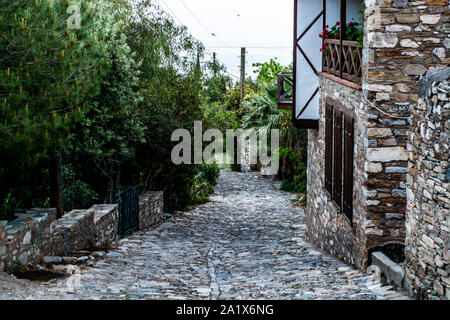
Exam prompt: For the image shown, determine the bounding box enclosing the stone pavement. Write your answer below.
[0,169,408,300]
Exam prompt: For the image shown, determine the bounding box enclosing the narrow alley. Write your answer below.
[1,169,408,300]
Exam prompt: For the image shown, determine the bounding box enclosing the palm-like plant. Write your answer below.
[242,82,283,132]
[242,82,303,148]
[242,81,307,181]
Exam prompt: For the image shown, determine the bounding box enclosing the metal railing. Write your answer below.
[115,185,141,239]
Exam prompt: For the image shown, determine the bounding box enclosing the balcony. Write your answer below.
[277,41,362,113]
[277,73,294,109]
[322,39,362,84]
[289,0,364,129]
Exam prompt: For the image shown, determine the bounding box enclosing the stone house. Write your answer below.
[281,0,448,299]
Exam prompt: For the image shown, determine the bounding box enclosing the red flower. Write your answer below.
[348,22,354,27]
[336,21,341,26]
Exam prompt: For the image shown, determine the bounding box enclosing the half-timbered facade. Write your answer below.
[282,0,449,277]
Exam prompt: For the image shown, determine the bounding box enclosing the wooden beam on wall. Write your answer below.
[323,0,326,72]
[339,0,347,79]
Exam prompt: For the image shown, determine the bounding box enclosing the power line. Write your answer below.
[177,0,235,49]
[155,1,240,81]
[225,71,240,80]
[206,46,292,49]
[155,1,285,82]
[157,0,185,26]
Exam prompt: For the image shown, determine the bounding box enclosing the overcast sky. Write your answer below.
[156,0,294,80]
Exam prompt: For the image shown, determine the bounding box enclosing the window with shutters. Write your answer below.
[324,101,354,223]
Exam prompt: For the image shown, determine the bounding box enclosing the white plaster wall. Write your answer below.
[347,0,363,24]
[295,0,322,120]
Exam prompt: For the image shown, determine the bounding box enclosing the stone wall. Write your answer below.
[139,192,164,231]
[405,67,449,300]
[0,192,164,270]
[362,0,448,254]
[305,0,448,270]
[92,204,120,249]
[307,77,367,269]
[0,208,58,269]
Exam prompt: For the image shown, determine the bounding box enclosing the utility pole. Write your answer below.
[213,52,217,77]
[234,47,246,173]
[240,47,246,107]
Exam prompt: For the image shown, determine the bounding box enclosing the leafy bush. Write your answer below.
[280,172,306,194]
[202,163,220,187]
[62,165,99,212]
[190,173,210,205]
[280,179,302,193]
[0,194,20,222]
[202,102,239,133]
[189,164,220,205]
[279,146,307,194]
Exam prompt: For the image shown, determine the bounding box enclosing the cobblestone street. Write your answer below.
[1,169,407,300]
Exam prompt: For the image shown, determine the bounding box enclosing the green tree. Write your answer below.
[0,0,115,162]
[124,0,205,212]
[63,33,146,202]
[0,0,118,217]
[243,83,284,132]
[252,58,292,84]
[202,58,232,105]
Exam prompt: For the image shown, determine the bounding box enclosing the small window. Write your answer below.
[324,102,354,222]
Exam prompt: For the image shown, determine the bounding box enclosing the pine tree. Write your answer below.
[0,0,118,216]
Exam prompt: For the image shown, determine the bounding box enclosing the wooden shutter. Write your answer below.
[324,104,333,195]
[332,109,343,209]
[343,114,354,222]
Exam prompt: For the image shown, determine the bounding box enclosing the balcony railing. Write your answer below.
[277,73,293,109]
[322,39,362,83]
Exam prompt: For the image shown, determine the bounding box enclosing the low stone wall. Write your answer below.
[0,208,58,269]
[139,192,164,231]
[92,204,119,249]
[55,209,97,254]
[0,191,164,270]
[405,67,449,300]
